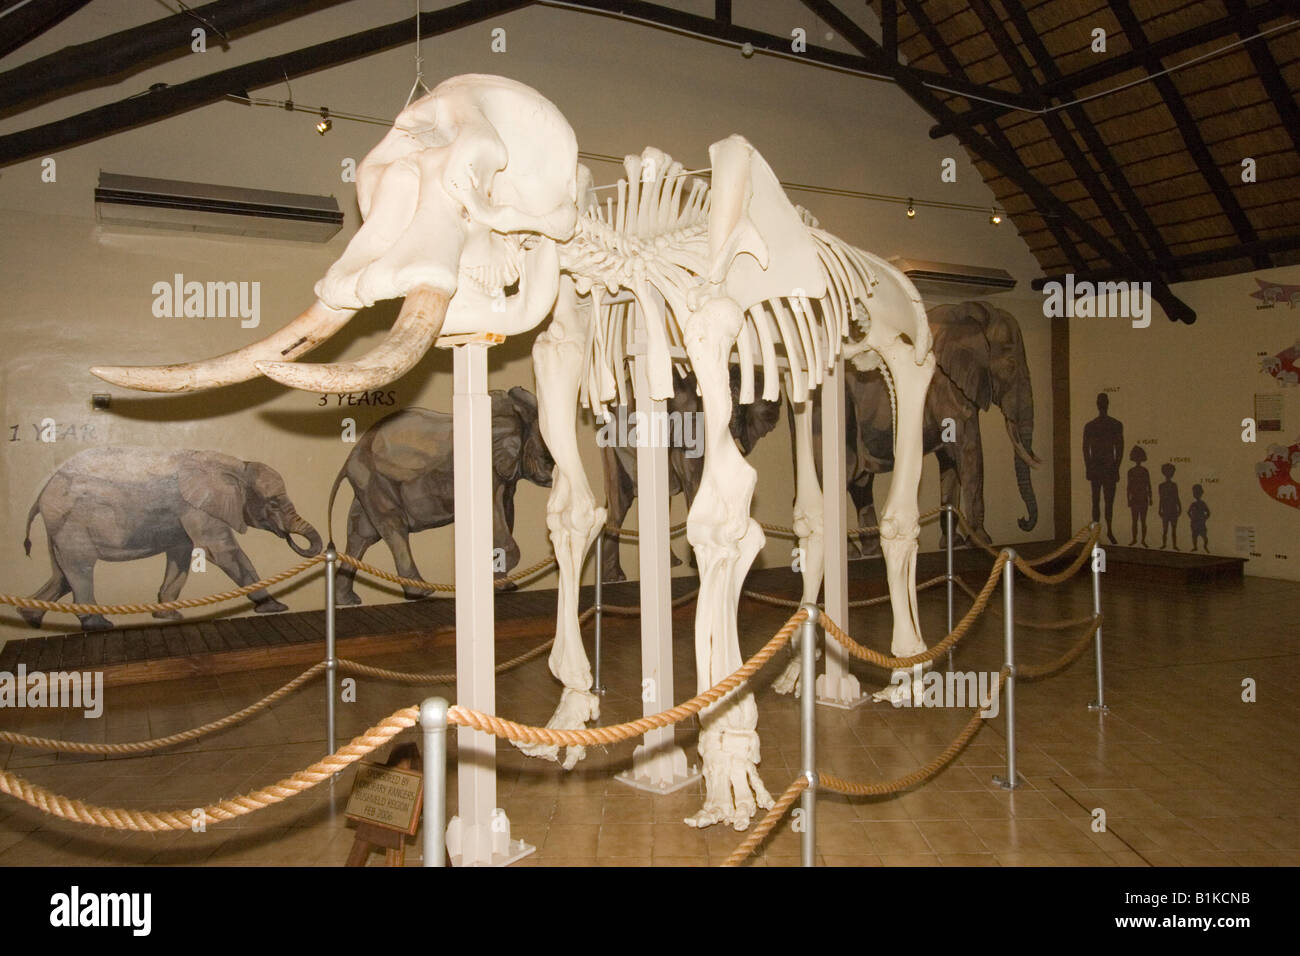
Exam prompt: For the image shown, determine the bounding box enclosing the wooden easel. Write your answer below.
[345,743,428,867]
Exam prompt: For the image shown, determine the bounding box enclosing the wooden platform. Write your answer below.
[0,537,1241,688]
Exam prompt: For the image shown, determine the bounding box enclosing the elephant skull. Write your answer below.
[92,74,579,394]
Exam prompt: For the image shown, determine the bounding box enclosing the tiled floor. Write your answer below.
[1,566,1297,867]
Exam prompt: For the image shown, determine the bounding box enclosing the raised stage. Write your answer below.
[0,538,1244,686]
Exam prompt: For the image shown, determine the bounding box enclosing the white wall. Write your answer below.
[0,1,1052,647]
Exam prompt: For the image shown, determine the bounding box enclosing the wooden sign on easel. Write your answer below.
[344,743,426,867]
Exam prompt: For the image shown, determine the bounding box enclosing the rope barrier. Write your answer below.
[0,706,419,830]
[445,609,806,747]
[951,577,1097,630]
[0,555,325,614]
[817,552,1008,670]
[721,775,809,866]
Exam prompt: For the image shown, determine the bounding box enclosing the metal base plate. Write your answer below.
[615,765,701,795]
[449,838,535,868]
[992,773,1025,791]
[815,692,871,711]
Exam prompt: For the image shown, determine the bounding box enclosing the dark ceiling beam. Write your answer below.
[715,0,731,26]
[896,0,1088,272]
[547,0,1038,109]
[881,0,897,63]
[928,0,1297,139]
[991,0,1182,282]
[1031,232,1300,288]
[0,0,532,168]
[876,0,1195,321]
[1224,0,1300,158]
[0,0,94,61]
[0,0,355,115]
[1108,2,1268,270]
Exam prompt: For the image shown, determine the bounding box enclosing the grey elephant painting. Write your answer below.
[330,386,554,604]
[599,366,782,581]
[821,300,1039,555]
[21,447,322,631]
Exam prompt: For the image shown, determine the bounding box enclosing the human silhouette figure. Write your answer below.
[1158,462,1181,550]
[1083,393,1124,544]
[1188,484,1210,553]
[1125,445,1151,547]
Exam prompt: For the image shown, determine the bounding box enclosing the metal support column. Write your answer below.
[420,697,448,867]
[324,546,337,758]
[799,605,819,867]
[992,549,1020,790]
[1088,533,1109,713]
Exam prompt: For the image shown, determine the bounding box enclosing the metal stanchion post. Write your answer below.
[420,697,449,867]
[1089,535,1109,713]
[799,604,818,868]
[325,545,338,758]
[594,530,605,695]
[992,550,1019,790]
[945,505,955,671]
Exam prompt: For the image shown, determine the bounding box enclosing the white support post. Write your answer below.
[617,330,697,793]
[443,339,533,866]
[816,354,864,708]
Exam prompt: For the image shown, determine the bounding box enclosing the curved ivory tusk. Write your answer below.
[255,286,450,392]
[1004,416,1042,467]
[90,300,357,393]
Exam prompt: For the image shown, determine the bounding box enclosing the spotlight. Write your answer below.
[316,108,332,135]
[906,198,915,218]
[990,209,1002,225]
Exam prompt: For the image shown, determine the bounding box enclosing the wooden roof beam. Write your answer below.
[929,0,1297,139]
[0,0,94,61]
[1108,2,1268,270]
[0,0,357,116]
[1224,0,1300,157]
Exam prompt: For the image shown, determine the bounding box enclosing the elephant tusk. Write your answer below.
[255,286,450,392]
[1004,416,1042,467]
[90,300,357,393]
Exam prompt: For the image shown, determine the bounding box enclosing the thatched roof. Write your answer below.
[868,0,1300,297]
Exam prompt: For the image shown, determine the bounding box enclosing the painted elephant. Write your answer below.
[819,300,1038,555]
[20,447,322,631]
[330,386,554,604]
[599,366,781,581]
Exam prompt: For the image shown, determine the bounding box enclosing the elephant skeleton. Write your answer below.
[91,74,935,831]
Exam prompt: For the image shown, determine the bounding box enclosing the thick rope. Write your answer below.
[446,610,806,746]
[1012,528,1100,584]
[1016,616,1103,681]
[602,520,689,541]
[951,577,1097,630]
[0,706,419,830]
[720,775,809,866]
[0,662,327,755]
[818,553,1008,670]
[336,552,558,594]
[0,555,325,614]
[818,669,1008,797]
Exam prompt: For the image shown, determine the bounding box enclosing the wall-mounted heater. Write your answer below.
[890,257,1017,297]
[94,172,343,242]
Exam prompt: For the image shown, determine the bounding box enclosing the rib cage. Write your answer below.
[560,148,885,416]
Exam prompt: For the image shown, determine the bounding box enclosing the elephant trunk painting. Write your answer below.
[20,447,322,631]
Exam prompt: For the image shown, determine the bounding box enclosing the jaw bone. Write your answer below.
[90,300,357,393]
[255,285,450,392]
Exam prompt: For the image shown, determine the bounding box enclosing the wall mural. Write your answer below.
[1259,340,1299,387]
[837,300,1039,556]
[20,447,321,631]
[330,386,553,603]
[1256,439,1300,509]
[1249,278,1300,310]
